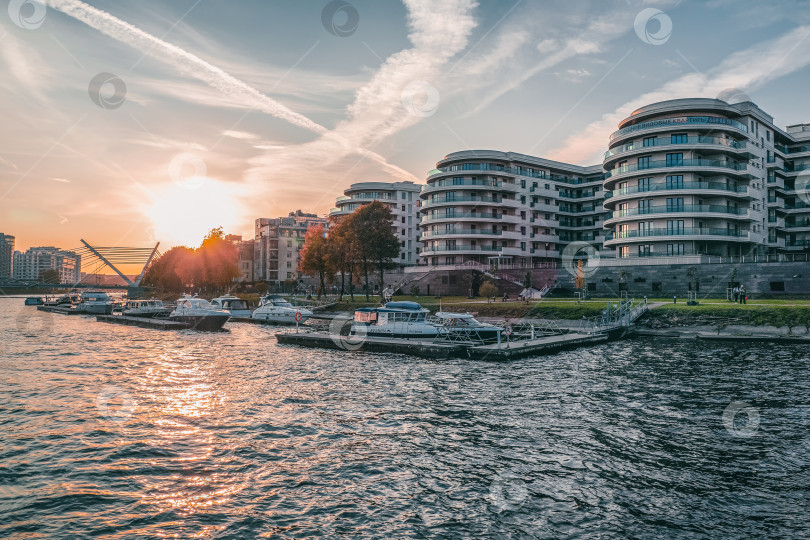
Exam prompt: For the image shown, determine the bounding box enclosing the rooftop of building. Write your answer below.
[437,150,603,175]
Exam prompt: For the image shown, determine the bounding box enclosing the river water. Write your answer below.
[1,296,808,538]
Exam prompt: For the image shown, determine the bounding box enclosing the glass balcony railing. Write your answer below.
[610,204,748,218]
[427,165,602,185]
[420,212,503,222]
[423,196,514,205]
[786,144,810,154]
[784,162,810,172]
[605,228,749,240]
[423,179,499,190]
[422,245,503,252]
[605,158,748,178]
[604,181,748,199]
[421,229,502,238]
[609,116,748,141]
[604,136,747,159]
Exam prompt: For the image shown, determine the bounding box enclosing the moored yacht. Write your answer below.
[75,290,113,314]
[251,294,312,324]
[122,299,171,318]
[24,297,44,306]
[210,294,252,318]
[169,295,230,331]
[351,301,439,339]
[431,311,502,342]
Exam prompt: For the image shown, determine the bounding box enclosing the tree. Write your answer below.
[575,259,585,291]
[198,227,240,291]
[298,223,332,299]
[327,215,358,301]
[480,281,498,303]
[38,269,60,284]
[523,270,532,290]
[142,246,196,291]
[351,201,400,300]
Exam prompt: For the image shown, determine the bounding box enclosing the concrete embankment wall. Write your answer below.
[400,260,810,298]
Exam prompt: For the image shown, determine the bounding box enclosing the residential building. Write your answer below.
[419,152,605,267]
[13,246,81,283]
[0,233,14,279]
[330,181,422,265]
[420,98,810,265]
[236,239,255,283]
[603,98,808,258]
[254,210,328,284]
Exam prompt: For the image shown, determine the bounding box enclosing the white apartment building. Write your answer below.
[419,152,605,267]
[329,181,422,265]
[13,246,81,283]
[419,98,810,265]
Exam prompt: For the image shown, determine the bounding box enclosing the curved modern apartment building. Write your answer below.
[330,181,422,265]
[419,98,810,266]
[419,151,604,266]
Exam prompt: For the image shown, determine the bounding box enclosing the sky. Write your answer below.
[2,0,810,267]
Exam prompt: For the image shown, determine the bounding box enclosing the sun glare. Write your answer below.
[146,178,246,247]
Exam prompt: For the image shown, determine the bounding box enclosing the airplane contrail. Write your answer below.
[44,0,417,180]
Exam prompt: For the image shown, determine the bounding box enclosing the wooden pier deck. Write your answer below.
[37,305,84,315]
[95,314,191,330]
[275,331,609,360]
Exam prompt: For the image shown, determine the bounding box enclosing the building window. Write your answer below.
[638,244,653,257]
[770,281,785,291]
[638,156,651,169]
[666,243,685,255]
[666,153,684,166]
[666,175,684,189]
[643,136,657,147]
[666,220,684,234]
[666,197,684,211]
[671,133,688,144]
[638,177,651,192]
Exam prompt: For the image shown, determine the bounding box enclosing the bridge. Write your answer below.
[75,240,160,297]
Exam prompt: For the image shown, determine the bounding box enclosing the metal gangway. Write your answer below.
[578,297,649,335]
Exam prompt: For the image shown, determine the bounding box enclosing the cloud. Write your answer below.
[49,177,71,183]
[243,0,478,193]
[0,156,19,170]
[43,0,414,182]
[547,25,810,164]
[222,130,259,141]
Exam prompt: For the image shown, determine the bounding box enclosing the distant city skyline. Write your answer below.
[2,0,810,253]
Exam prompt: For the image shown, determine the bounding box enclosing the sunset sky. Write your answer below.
[2,0,810,260]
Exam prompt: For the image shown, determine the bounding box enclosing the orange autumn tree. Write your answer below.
[298,223,332,299]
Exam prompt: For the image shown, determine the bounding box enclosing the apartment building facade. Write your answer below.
[329,181,422,265]
[0,233,14,279]
[13,246,81,283]
[603,98,810,258]
[254,210,328,284]
[419,152,605,267]
[419,98,810,265]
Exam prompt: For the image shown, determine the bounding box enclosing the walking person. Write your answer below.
[741,285,747,304]
[732,285,739,303]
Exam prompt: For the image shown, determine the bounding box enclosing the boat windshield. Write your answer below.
[225,299,249,310]
[354,311,377,323]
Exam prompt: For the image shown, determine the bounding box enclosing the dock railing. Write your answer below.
[578,297,648,334]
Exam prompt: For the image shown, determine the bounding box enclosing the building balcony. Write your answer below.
[420,212,502,223]
[422,245,503,254]
[422,179,520,192]
[420,229,503,239]
[426,165,590,185]
[603,181,748,205]
[604,136,750,165]
[604,227,750,245]
[604,204,749,225]
[609,115,748,144]
[604,158,750,186]
[421,196,520,209]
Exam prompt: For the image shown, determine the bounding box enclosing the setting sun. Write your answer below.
[145,178,247,247]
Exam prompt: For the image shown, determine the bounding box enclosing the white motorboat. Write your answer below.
[431,311,502,342]
[121,299,171,318]
[251,294,312,324]
[169,295,230,331]
[74,290,113,314]
[209,294,252,318]
[351,301,439,339]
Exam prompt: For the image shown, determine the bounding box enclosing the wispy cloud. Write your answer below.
[548,25,810,164]
[49,177,71,183]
